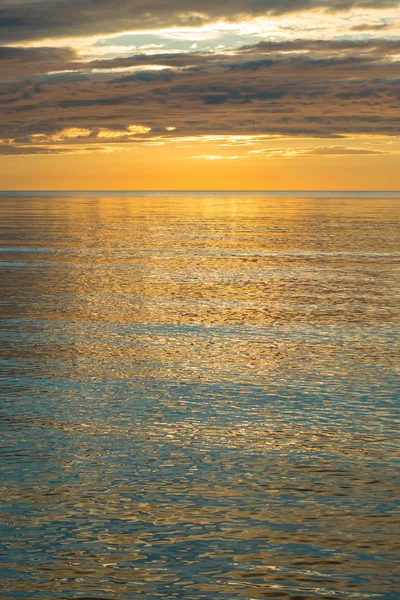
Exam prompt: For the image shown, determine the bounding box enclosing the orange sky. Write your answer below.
[0,142,399,190]
[1,3,399,189]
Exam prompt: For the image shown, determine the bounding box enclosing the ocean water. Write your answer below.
[0,192,399,600]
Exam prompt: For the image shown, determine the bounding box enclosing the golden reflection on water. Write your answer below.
[0,193,399,599]
[1,194,399,327]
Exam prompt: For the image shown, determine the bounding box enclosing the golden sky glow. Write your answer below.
[1,143,399,191]
[1,1,399,189]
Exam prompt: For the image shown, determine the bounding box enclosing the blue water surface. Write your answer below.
[0,192,399,599]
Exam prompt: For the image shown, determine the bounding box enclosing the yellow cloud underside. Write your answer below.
[9,133,398,156]
[1,135,399,190]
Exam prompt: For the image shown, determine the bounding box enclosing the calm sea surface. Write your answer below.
[0,192,399,599]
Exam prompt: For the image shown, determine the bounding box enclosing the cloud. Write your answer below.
[2,38,399,79]
[190,154,240,159]
[1,0,399,43]
[249,145,386,158]
[0,144,101,155]
[3,37,400,80]
[239,38,400,55]
[0,45,77,78]
[307,146,384,155]
[0,46,75,62]
[111,68,176,83]
[0,38,399,152]
[351,22,393,31]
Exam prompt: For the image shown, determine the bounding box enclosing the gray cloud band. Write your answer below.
[0,39,399,149]
[1,0,399,42]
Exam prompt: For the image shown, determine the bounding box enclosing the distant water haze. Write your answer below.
[0,192,399,599]
[1,190,400,197]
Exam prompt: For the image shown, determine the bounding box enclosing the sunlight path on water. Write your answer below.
[0,192,399,599]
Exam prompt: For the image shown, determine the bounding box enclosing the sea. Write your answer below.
[0,191,399,599]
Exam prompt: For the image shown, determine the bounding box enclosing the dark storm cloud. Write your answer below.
[0,38,399,150]
[1,0,399,42]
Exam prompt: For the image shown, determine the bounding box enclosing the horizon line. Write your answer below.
[1,189,400,193]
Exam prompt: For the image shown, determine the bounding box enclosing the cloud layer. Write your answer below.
[0,37,399,153]
[2,0,399,42]
[1,0,399,156]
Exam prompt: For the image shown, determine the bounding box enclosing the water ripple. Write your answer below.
[0,193,399,599]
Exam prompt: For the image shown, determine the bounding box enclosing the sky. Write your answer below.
[0,0,399,189]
